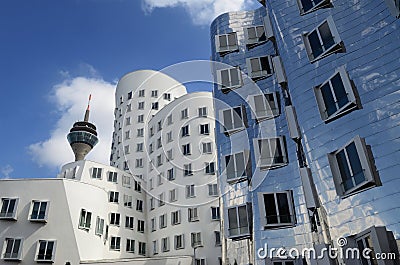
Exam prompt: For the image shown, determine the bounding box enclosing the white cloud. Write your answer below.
[28,75,116,170]
[1,165,14,179]
[142,0,258,25]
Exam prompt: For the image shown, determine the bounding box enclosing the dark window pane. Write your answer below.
[227,33,236,46]
[277,193,291,223]
[260,57,272,73]
[221,70,230,88]
[225,155,235,179]
[228,208,238,230]
[319,22,335,50]
[230,68,240,87]
[235,152,246,177]
[238,206,249,234]
[320,83,336,116]
[264,193,278,224]
[219,35,227,48]
[223,109,233,131]
[250,58,261,72]
[39,202,47,219]
[247,27,256,39]
[308,30,323,58]
[300,0,313,11]
[272,138,284,164]
[336,150,353,191]
[331,73,349,109]
[346,143,365,185]
[233,107,243,129]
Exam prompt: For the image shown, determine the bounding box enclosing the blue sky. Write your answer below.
[0,0,258,179]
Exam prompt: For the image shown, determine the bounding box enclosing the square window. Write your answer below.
[217,67,242,92]
[224,151,251,183]
[122,175,131,187]
[184,164,193,176]
[254,136,288,170]
[136,143,143,152]
[303,16,344,62]
[202,142,212,154]
[200,124,210,135]
[248,92,280,122]
[227,204,251,239]
[136,159,143,168]
[125,117,131,125]
[35,240,56,262]
[79,209,92,230]
[258,191,296,228]
[110,236,121,251]
[181,108,189,119]
[134,181,142,192]
[297,0,331,15]
[195,258,206,265]
[171,210,180,225]
[188,207,199,222]
[215,32,238,55]
[220,105,247,135]
[91,167,102,179]
[109,191,119,203]
[151,90,158,97]
[2,238,23,260]
[191,232,202,247]
[138,101,144,109]
[246,56,273,80]
[137,128,144,137]
[137,115,144,123]
[0,198,18,219]
[138,90,145,97]
[198,107,207,117]
[164,93,171,101]
[205,162,216,175]
[328,136,380,198]
[245,25,267,47]
[152,102,159,110]
[208,184,218,196]
[108,172,118,183]
[314,66,360,123]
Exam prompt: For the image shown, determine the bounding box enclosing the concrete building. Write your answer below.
[210,1,400,265]
[0,70,221,264]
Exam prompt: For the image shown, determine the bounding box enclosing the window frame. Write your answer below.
[253,136,288,170]
[2,237,23,261]
[186,184,196,198]
[110,236,121,251]
[202,142,212,154]
[200,123,210,135]
[107,171,118,183]
[138,242,146,256]
[184,164,193,176]
[108,191,119,204]
[227,203,251,239]
[246,55,274,80]
[258,191,296,228]
[91,167,102,179]
[223,150,251,183]
[181,125,190,137]
[247,92,280,122]
[303,16,344,63]
[198,107,207,117]
[35,240,56,262]
[328,135,380,198]
[215,32,239,55]
[191,232,203,247]
[126,239,135,253]
[171,210,181,225]
[95,216,105,236]
[217,67,243,93]
[314,66,359,123]
[208,184,218,196]
[205,162,216,175]
[211,206,221,221]
[188,207,199,222]
[220,105,248,135]
[125,216,134,230]
[174,234,185,249]
[0,198,19,220]
[78,209,92,230]
[296,0,331,15]
[159,213,167,228]
[109,212,121,226]
[244,25,267,48]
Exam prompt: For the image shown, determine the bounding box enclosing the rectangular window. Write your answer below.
[151,218,157,232]
[127,91,133,99]
[152,240,158,254]
[137,128,144,137]
[110,236,121,251]
[258,191,296,228]
[110,213,120,226]
[157,174,163,186]
[159,214,167,228]
[181,125,190,137]
[181,108,188,119]
[202,142,212,154]
[303,16,343,62]
[91,167,102,179]
[200,124,210,135]
[127,104,132,112]
[188,207,199,222]
[157,155,163,167]
[191,232,202,247]
[297,0,331,15]
[247,56,273,81]
[135,159,143,168]
[36,240,56,262]
[184,164,193,176]
[124,195,133,208]
[123,161,129,171]
[167,131,173,142]
[0,198,18,219]
[245,25,266,47]
[211,207,220,220]
[221,105,247,135]
[138,101,144,109]
[217,67,242,92]
[167,168,175,180]
[161,237,170,252]
[149,143,154,154]
[164,93,171,101]
[208,184,218,196]
[136,143,143,152]
[109,191,119,203]
[108,172,118,183]
[215,231,221,246]
[152,102,159,110]
[198,107,207,117]
[328,136,380,198]
[125,117,131,125]
[2,238,23,260]
[95,217,105,236]
[158,120,162,131]
[167,149,173,161]
[151,90,158,97]
[224,151,251,183]
[122,175,131,187]
[79,209,92,230]
[30,201,48,221]
[254,136,288,170]
[134,181,142,192]
[167,114,173,125]
[125,216,134,230]
[125,130,131,139]
[227,204,251,239]
[175,234,185,249]
[126,239,135,253]
[157,137,162,149]
[215,32,238,55]
[195,259,206,265]
[124,145,130,154]
[314,66,359,123]
[159,193,165,207]
[205,162,216,175]
[136,200,143,212]
[186,184,195,198]
[137,220,145,233]
[137,114,144,123]
[138,89,145,97]
[150,198,155,210]
[247,92,280,122]
[171,210,181,225]
[139,242,146,255]
[170,189,178,202]
[182,144,191,156]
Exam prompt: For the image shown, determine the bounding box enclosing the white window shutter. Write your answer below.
[299,167,319,209]
[284,105,301,139]
[263,15,274,40]
[272,56,287,85]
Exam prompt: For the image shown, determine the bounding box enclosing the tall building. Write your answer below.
[0,70,221,264]
[210,1,400,265]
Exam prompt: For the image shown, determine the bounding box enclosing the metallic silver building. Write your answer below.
[210,1,400,264]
